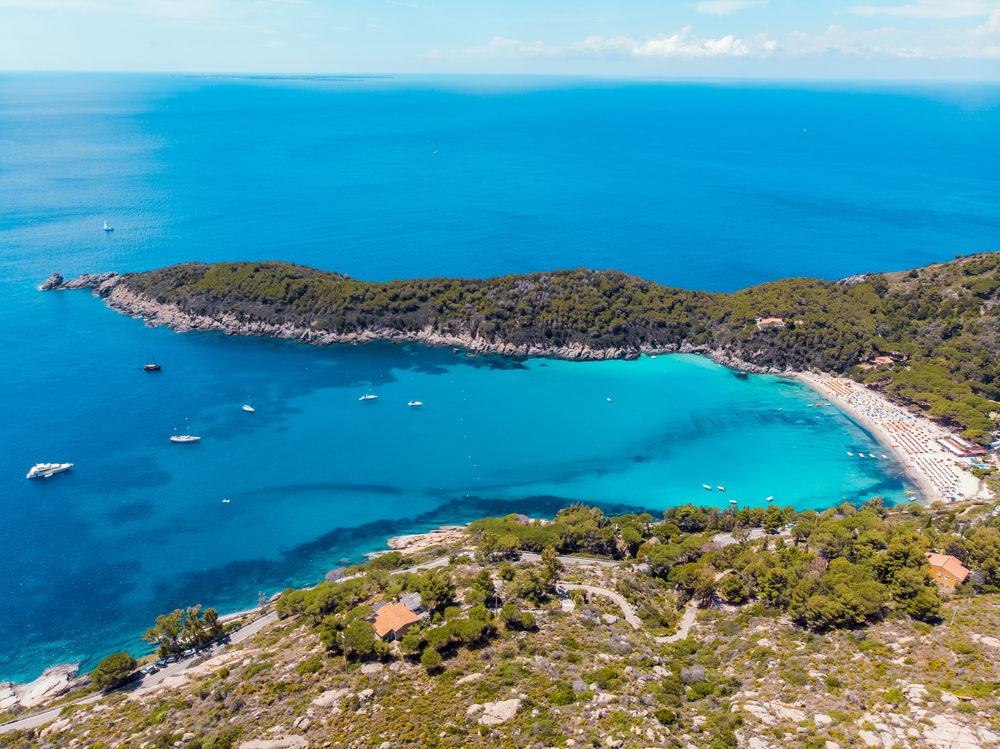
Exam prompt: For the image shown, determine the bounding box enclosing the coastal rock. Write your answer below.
[40,272,63,290]
[41,271,119,291]
[386,526,467,555]
[12,664,78,709]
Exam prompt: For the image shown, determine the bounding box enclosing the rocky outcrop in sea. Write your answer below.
[40,271,120,291]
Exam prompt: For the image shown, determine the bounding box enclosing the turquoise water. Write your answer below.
[1,74,997,682]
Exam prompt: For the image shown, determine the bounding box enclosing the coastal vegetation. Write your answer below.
[89,653,137,691]
[143,606,224,658]
[14,496,1000,749]
[113,251,1000,443]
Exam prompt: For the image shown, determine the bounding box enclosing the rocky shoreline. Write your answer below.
[40,271,787,374]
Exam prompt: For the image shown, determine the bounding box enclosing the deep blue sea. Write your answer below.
[1,74,998,682]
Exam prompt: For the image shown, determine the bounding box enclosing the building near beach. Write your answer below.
[926,552,969,590]
[937,436,987,458]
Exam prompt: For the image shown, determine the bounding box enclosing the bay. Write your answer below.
[0,74,997,682]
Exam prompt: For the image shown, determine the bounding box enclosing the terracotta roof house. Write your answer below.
[926,552,970,590]
[373,603,420,642]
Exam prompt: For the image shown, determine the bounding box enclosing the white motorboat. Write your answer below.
[717,486,725,491]
[728,499,738,505]
[702,484,712,490]
[243,405,255,412]
[103,221,113,231]
[170,434,201,443]
[27,462,72,479]
[408,401,423,407]
[847,452,853,456]
[607,397,612,402]
[868,453,875,458]
[359,393,378,401]
[765,496,774,502]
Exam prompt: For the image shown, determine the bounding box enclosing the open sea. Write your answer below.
[1,74,998,682]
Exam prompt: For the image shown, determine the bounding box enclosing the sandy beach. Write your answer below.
[796,372,993,505]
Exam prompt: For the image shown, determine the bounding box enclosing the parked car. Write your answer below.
[141,664,158,675]
[182,648,196,657]
[164,655,178,663]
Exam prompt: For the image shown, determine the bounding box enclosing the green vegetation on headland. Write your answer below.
[11,498,1000,749]
[112,252,1000,443]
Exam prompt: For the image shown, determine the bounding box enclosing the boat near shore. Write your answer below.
[27,462,73,479]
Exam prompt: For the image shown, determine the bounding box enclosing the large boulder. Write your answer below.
[40,272,63,290]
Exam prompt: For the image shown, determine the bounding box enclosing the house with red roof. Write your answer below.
[373,603,420,642]
[926,552,970,591]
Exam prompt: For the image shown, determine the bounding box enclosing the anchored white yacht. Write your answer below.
[170,434,200,443]
[408,401,423,407]
[242,405,255,412]
[27,463,73,479]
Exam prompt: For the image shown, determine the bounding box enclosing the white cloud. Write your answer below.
[570,28,756,58]
[850,0,995,18]
[696,0,768,15]
[635,29,750,56]
[974,8,1000,31]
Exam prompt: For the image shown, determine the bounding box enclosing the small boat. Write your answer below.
[847,452,854,456]
[881,454,888,459]
[717,486,725,491]
[765,496,773,502]
[170,435,200,443]
[815,403,823,407]
[27,462,73,479]
[908,497,917,503]
[144,355,160,371]
[103,221,113,232]
[408,401,423,407]
[905,491,916,495]
[807,404,814,408]
[868,453,875,458]
[242,405,255,412]
[607,398,612,402]
[728,499,738,505]
[222,499,230,503]
[434,150,439,154]
[651,355,656,359]
[359,393,378,401]
[859,454,865,458]
[702,484,712,490]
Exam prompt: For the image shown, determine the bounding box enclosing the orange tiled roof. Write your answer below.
[373,603,420,638]
[926,552,970,583]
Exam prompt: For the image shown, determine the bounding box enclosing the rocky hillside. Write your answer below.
[5,497,1000,749]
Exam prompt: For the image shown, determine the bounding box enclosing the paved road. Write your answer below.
[0,612,278,735]
[519,551,621,568]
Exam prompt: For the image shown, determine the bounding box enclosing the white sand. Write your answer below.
[796,372,992,505]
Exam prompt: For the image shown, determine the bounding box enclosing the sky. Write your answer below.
[0,0,999,78]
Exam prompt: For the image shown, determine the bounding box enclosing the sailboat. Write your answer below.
[170,419,200,443]
[103,221,113,232]
[359,378,378,401]
[144,355,161,371]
